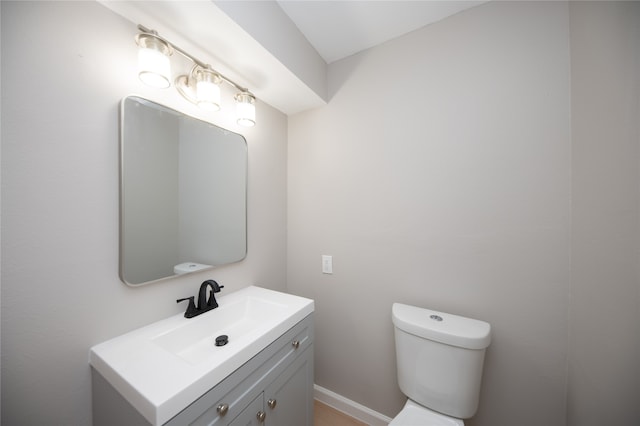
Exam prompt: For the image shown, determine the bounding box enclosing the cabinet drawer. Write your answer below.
[260,316,312,382]
[228,392,264,426]
[166,314,314,426]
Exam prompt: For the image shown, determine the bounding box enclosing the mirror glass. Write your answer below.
[120,96,247,285]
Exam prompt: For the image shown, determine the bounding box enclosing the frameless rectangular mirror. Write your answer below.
[120,96,247,285]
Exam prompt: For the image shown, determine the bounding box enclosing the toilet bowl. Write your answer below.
[390,303,491,426]
[389,400,463,426]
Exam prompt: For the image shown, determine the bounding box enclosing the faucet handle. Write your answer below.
[177,296,198,318]
[203,279,224,293]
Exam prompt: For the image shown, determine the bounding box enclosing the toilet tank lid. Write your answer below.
[392,303,491,350]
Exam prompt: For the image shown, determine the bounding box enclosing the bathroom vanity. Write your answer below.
[90,286,314,425]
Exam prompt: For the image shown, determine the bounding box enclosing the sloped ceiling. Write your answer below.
[277,0,486,64]
[100,1,485,115]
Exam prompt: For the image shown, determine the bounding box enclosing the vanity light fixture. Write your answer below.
[195,68,222,111]
[135,31,173,89]
[235,92,256,127]
[175,66,222,112]
[135,24,257,127]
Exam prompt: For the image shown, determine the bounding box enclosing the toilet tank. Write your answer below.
[392,303,491,419]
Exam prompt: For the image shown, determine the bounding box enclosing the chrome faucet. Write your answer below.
[177,280,225,318]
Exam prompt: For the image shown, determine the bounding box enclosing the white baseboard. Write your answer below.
[314,384,393,426]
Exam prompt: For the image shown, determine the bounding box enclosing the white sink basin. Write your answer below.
[152,294,290,365]
[90,286,314,425]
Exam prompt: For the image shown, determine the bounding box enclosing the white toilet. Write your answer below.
[390,303,491,426]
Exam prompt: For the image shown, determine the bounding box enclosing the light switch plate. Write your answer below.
[322,255,333,274]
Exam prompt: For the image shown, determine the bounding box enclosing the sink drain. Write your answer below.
[215,335,229,346]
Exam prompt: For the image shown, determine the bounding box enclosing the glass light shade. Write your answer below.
[236,93,256,127]
[196,70,221,111]
[137,36,172,89]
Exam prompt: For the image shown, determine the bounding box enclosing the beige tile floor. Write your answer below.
[314,400,368,426]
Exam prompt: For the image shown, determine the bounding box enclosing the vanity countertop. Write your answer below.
[90,285,314,425]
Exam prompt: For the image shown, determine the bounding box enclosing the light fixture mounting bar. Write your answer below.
[137,24,252,95]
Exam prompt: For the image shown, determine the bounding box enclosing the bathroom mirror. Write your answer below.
[120,96,247,285]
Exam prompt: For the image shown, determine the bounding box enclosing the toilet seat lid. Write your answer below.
[389,400,464,426]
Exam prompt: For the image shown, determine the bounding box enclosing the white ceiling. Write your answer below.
[276,1,486,64]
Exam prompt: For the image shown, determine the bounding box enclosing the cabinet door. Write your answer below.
[264,347,313,426]
[228,393,265,426]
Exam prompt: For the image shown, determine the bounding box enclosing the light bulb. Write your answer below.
[235,92,256,127]
[196,69,221,111]
[136,35,172,89]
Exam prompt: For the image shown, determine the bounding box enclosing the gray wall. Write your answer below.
[2,1,639,426]
[568,2,640,425]
[288,1,638,426]
[1,1,288,424]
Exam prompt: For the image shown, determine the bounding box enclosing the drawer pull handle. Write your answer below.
[257,411,266,422]
[217,403,229,416]
[267,398,277,409]
[292,340,300,349]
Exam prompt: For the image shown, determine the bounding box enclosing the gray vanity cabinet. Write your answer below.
[228,393,264,426]
[92,314,314,426]
[220,346,313,426]
[263,348,313,426]
[166,313,314,426]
